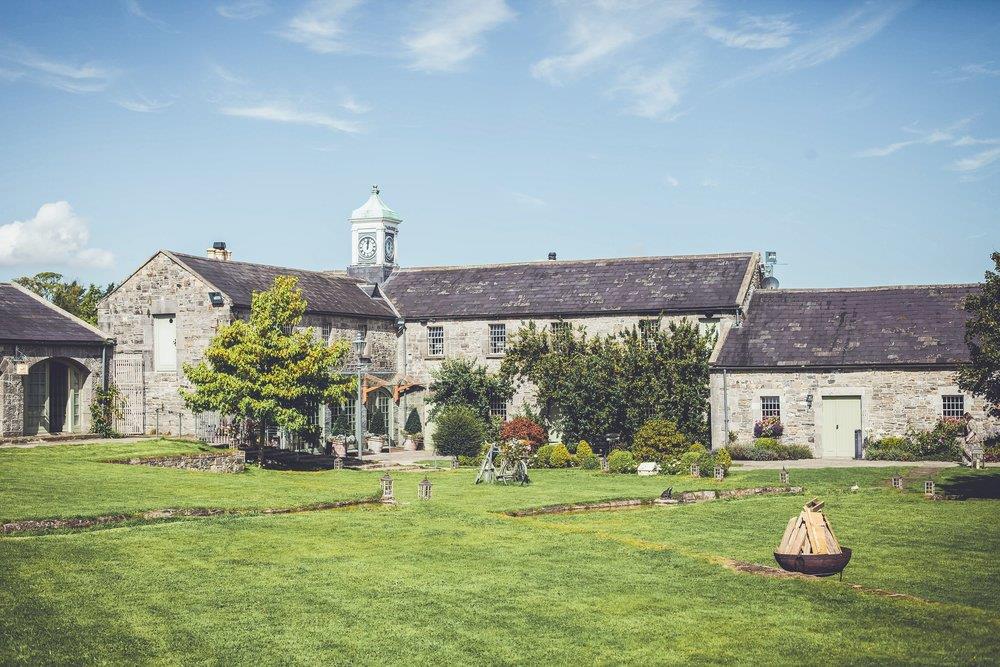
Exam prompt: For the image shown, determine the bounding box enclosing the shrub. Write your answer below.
[754,417,783,438]
[580,454,601,470]
[679,450,701,473]
[433,405,486,458]
[749,447,781,461]
[688,442,707,453]
[500,417,548,448]
[607,449,638,474]
[457,454,480,467]
[549,444,572,468]
[743,438,814,460]
[753,437,782,451]
[866,420,964,462]
[575,440,594,459]
[724,444,751,460]
[632,419,689,463]
[403,408,422,435]
[534,444,555,468]
[784,445,813,460]
[90,385,122,439]
[714,447,732,470]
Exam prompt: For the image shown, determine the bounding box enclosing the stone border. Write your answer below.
[505,486,803,517]
[118,451,246,473]
[2,497,380,536]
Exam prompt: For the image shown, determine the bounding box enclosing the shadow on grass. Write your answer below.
[936,469,1000,499]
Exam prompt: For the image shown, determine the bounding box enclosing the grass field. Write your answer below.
[1,440,998,665]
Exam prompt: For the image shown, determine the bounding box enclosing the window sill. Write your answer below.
[486,353,506,359]
[424,355,445,361]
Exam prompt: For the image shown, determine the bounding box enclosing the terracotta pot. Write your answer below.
[403,438,417,451]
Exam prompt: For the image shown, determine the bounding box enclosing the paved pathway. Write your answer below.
[732,458,959,470]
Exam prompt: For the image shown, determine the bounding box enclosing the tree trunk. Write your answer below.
[258,421,267,469]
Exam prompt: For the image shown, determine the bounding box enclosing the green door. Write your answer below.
[821,396,862,458]
[23,361,49,436]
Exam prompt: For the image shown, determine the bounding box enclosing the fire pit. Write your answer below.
[773,547,852,577]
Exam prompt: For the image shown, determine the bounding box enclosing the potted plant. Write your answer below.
[402,408,423,451]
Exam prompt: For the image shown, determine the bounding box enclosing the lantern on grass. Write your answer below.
[714,466,725,481]
[381,473,395,502]
[334,457,344,470]
[690,463,700,478]
[451,456,460,469]
[924,480,935,498]
[418,476,432,500]
[779,467,789,485]
[891,475,902,490]
[600,455,608,472]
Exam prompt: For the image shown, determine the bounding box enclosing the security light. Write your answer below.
[208,292,224,307]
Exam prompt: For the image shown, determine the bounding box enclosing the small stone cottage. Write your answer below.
[0,282,111,437]
[709,285,994,457]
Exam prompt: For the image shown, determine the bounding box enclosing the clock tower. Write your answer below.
[347,185,401,283]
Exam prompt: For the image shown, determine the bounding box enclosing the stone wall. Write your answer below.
[0,343,106,437]
[124,450,246,473]
[709,367,999,454]
[402,312,736,449]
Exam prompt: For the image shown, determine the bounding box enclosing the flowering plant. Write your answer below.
[754,416,783,438]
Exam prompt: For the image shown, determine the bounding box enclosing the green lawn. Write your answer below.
[1,441,998,665]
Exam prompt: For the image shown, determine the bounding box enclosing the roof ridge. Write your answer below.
[760,283,980,294]
[392,252,755,273]
[170,251,361,283]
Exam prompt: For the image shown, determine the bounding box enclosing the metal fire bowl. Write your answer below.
[773,547,852,577]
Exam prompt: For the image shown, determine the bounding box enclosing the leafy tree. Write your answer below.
[181,276,352,463]
[959,251,1000,418]
[632,419,689,463]
[499,417,547,447]
[15,272,116,325]
[427,357,513,423]
[432,404,486,458]
[501,320,712,445]
[403,408,422,435]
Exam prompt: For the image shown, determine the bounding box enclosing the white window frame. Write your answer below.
[550,321,571,337]
[489,396,508,422]
[489,323,506,355]
[761,395,781,419]
[942,394,965,418]
[639,319,659,346]
[427,325,445,357]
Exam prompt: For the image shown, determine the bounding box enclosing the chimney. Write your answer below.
[207,241,232,261]
[548,252,557,261]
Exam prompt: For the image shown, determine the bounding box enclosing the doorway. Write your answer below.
[22,359,86,436]
[821,396,862,458]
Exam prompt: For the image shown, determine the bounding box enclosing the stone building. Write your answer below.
[709,285,994,457]
[1,282,111,437]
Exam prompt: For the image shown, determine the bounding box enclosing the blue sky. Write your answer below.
[1,0,998,289]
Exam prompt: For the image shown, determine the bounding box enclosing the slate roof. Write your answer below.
[714,285,978,368]
[170,253,396,319]
[382,253,755,319]
[0,283,107,345]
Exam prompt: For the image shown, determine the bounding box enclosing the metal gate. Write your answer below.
[113,353,145,435]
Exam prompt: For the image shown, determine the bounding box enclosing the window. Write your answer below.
[550,321,571,336]
[761,396,781,419]
[280,324,294,335]
[427,326,445,356]
[321,322,332,343]
[639,319,659,345]
[152,314,177,371]
[698,317,720,339]
[942,395,965,418]
[489,396,508,422]
[333,399,357,434]
[489,323,506,355]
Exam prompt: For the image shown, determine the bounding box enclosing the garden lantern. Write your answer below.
[690,463,700,477]
[891,475,902,490]
[605,432,620,455]
[418,476,432,500]
[451,456,460,469]
[779,467,789,485]
[381,473,395,502]
[334,457,344,470]
[714,466,725,481]
[924,480,935,498]
[600,455,608,472]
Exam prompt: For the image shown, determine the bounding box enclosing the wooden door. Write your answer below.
[821,396,862,458]
[23,362,49,435]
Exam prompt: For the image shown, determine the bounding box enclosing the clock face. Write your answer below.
[384,235,395,262]
[358,236,377,261]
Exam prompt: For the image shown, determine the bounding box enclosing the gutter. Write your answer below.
[710,362,968,373]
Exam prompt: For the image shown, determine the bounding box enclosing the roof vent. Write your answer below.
[548,252,557,261]
[207,242,232,261]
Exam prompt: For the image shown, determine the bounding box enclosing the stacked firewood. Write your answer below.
[776,498,843,555]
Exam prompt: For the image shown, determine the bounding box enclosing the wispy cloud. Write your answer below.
[0,201,113,268]
[116,94,174,113]
[665,174,680,187]
[511,191,546,207]
[951,147,1000,173]
[216,0,271,20]
[124,0,171,30]
[728,2,907,84]
[0,44,117,94]
[403,0,514,72]
[612,63,687,120]
[280,0,361,54]
[220,104,361,133]
[704,15,795,50]
[855,126,955,158]
[531,1,702,85]
[939,61,1000,83]
[340,95,370,114]
[210,62,248,86]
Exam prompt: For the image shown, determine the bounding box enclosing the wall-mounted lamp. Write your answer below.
[395,317,406,335]
[805,394,814,408]
[208,292,225,307]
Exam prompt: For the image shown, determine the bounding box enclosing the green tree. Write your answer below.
[181,276,352,464]
[15,272,116,325]
[501,320,712,445]
[427,357,513,423]
[632,419,689,463]
[959,251,1000,418]
[404,408,422,435]
[432,404,486,458]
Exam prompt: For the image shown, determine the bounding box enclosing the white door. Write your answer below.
[153,315,177,371]
[113,353,146,435]
[821,396,862,458]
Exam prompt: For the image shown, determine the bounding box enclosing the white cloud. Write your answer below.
[704,15,795,50]
[952,147,1000,173]
[0,45,117,94]
[124,0,171,29]
[116,94,174,113]
[340,95,370,114]
[952,135,1000,148]
[403,0,514,72]
[665,174,679,187]
[531,1,702,84]
[612,63,686,120]
[855,128,953,158]
[220,104,361,133]
[729,2,907,84]
[511,191,546,207]
[0,202,113,268]
[940,62,1000,82]
[279,0,361,54]
[217,0,271,20]
[210,63,248,86]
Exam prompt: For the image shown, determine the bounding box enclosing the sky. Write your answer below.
[1,0,998,290]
